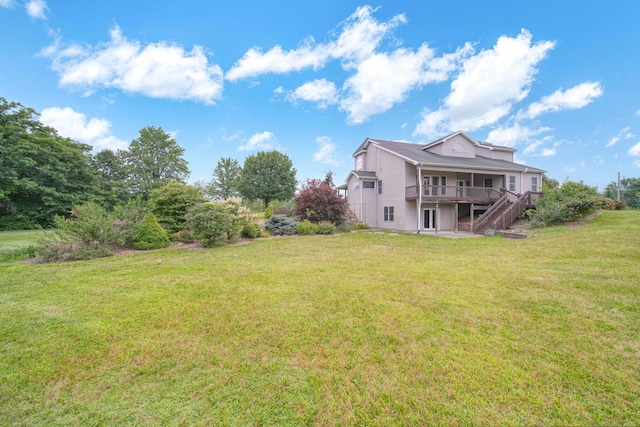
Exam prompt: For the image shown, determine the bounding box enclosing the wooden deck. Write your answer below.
[405,185,502,203]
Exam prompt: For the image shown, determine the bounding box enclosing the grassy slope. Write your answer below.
[0,211,638,425]
[0,230,45,248]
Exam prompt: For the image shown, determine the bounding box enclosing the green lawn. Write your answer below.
[0,230,46,247]
[1,211,639,425]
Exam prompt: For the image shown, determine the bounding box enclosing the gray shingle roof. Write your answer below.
[351,170,378,179]
[370,139,545,173]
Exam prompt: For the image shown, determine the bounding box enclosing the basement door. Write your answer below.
[423,209,436,230]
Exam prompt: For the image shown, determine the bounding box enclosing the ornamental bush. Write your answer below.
[185,203,235,247]
[531,180,603,227]
[293,174,349,224]
[316,221,337,235]
[132,213,170,250]
[241,223,260,239]
[296,219,318,235]
[265,214,297,236]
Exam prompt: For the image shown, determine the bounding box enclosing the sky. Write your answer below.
[1,1,639,191]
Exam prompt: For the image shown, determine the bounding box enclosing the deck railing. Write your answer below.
[405,185,502,203]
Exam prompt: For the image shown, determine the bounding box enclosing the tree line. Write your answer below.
[0,97,297,230]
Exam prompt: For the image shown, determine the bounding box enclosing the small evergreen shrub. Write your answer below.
[316,221,336,235]
[296,219,318,235]
[241,223,260,239]
[132,213,170,250]
[265,214,297,236]
[353,222,370,230]
[264,205,274,220]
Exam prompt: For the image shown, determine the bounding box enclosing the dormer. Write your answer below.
[422,131,515,162]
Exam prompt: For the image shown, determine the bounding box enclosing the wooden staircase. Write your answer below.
[471,191,535,235]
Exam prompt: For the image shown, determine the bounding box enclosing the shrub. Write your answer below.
[353,222,370,230]
[296,219,318,235]
[264,205,274,220]
[241,223,260,239]
[185,203,235,247]
[148,182,206,233]
[531,180,603,227]
[265,214,297,236]
[601,198,626,210]
[316,221,336,235]
[293,174,349,224]
[132,213,170,250]
[170,229,195,243]
[213,197,251,241]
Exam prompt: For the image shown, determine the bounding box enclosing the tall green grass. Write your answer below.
[1,211,638,425]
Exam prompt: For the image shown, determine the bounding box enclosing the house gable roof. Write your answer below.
[370,138,545,173]
[421,131,515,153]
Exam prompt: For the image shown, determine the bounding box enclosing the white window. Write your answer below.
[531,177,539,192]
[378,180,382,194]
[363,181,375,189]
[509,176,516,192]
[484,178,493,188]
[355,155,364,171]
[383,206,394,222]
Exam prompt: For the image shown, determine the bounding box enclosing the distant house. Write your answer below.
[338,131,545,234]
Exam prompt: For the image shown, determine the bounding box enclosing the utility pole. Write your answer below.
[617,172,621,201]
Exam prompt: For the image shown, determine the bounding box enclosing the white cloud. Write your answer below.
[39,106,128,151]
[287,79,338,108]
[312,136,339,166]
[226,6,405,81]
[42,26,224,104]
[486,123,551,147]
[0,0,16,8]
[238,131,279,151]
[522,81,603,119]
[414,30,555,138]
[540,143,559,157]
[564,166,576,173]
[606,127,633,147]
[25,0,46,19]
[341,44,471,123]
[273,86,284,94]
[636,110,640,116]
[629,141,640,157]
[523,140,543,155]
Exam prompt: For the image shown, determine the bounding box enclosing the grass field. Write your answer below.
[0,230,45,247]
[1,211,639,425]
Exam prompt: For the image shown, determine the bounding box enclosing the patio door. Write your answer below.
[423,209,436,230]
[457,179,471,197]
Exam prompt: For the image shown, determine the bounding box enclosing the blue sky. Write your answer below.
[1,1,639,191]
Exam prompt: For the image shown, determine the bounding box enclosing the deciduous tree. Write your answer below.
[122,126,190,197]
[0,98,97,229]
[207,157,241,199]
[238,151,296,207]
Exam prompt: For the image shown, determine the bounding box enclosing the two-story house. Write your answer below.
[339,131,545,234]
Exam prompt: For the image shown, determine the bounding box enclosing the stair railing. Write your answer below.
[472,191,510,232]
[490,191,532,230]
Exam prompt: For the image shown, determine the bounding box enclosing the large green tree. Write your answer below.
[91,148,130,210]
[206,157,241,200]
[238,151,297,207]
[0,98,97,229]
[122,126,190,197]
[603,177,640,208]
